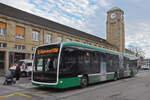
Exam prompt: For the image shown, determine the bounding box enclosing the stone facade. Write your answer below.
[106,7,125,53]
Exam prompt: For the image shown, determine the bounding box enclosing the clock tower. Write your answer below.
[106,7,125,52]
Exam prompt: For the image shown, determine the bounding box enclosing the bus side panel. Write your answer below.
[57,77,81,88]
[88,74,101,84]
[106,72,115,80]
[88,72,115,84]
[32,77,81,89]
[123,70,131,77]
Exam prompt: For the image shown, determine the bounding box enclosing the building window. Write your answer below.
[66,38,72,42]
[46,34,52,43]
[0,43,7,48]
[0,22,6,35]
[32,46,36,51]
[32,30,40,41]
[16,26,25,39]
[15,45,25,50]
[57,36,62,43]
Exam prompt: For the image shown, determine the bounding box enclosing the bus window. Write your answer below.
[60,47,77,74]
[78,51,84,63]
[85,52,90,64]
[99,53,107,73]
[33,44,60,83]
[45,57,57,72]
[34,44,59,73]
[90,52,100,73]
[37,58,43,71]
[45,58,51,71]
[112,55,119,72]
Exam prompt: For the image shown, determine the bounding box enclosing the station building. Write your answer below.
[0,3,131,73]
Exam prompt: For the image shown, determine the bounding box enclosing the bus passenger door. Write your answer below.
[100,58,107,81]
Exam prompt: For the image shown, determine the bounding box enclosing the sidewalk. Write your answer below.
[0,76,35,89]
[0,70,4,77]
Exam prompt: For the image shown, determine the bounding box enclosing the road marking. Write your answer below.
[35,91,50,94]
[0,92,31,98]
[15,92,31,98]
[0,92,16,98]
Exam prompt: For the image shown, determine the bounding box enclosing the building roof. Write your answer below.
[125,48,135,55]
[107,6,123,12]
[0,3,116,48]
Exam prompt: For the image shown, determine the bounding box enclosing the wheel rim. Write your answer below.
[114,73,118,80]
[81,77,88,87]
[114,76,117,80]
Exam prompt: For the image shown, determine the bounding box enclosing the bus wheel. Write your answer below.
[114,73,118,81]
[130,70,135,77]
[81,76,88,88]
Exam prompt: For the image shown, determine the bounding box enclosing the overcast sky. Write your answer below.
[0,0,150,58]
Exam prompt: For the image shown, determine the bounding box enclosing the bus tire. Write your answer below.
[114,73,118,81]
[130,70,135,77]
[81,75,88,88]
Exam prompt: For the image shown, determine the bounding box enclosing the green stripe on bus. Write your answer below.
[88,72,115,83]
[106,73,114,80]
[32,77,81,89]
[88,74,101,83]
[57,77,81,88]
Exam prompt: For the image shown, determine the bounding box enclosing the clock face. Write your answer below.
[111,13,116,19]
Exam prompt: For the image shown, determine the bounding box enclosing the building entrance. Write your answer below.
[14,53,25,62]
[0,51,5,74]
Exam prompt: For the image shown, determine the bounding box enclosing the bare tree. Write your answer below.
[128,45,145,57]
[128,45,145,67]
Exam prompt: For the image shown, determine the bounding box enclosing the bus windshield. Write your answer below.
[33,44,60,83]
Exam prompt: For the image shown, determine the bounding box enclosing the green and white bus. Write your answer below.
[32,42,138,88]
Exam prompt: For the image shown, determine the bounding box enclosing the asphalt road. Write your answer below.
[0,70,150,100]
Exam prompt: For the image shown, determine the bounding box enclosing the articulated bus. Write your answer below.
[32,42,138,88]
